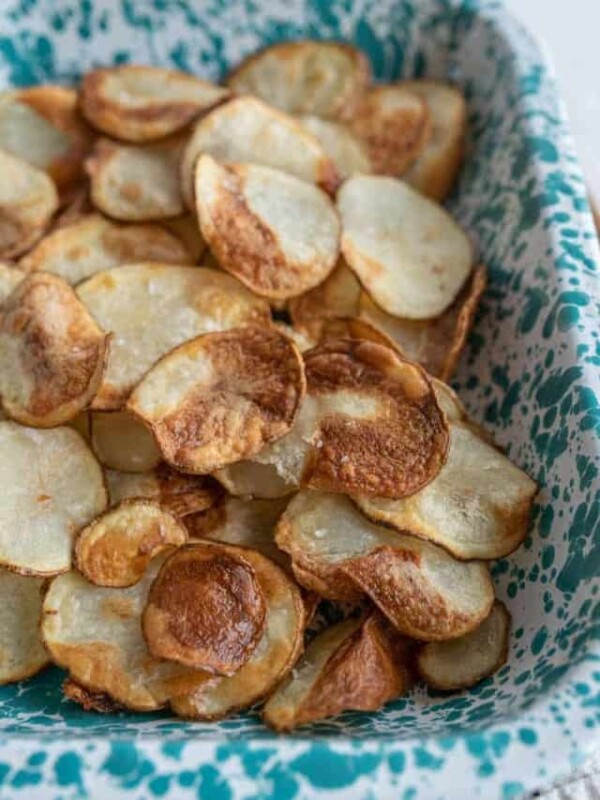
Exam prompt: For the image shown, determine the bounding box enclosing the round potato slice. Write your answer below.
[338,175,473,319]
[19,214,192,285]
[81,65,229,143]
[214,459,296,499]
[0,570,49,684]
[263,612,412,731]
[171,545,305,720]
[74,499,188,588]
[417,601,510,690]
[227,41,370,120]
[77,264,270,409]
[0,262,25,302]
[86,138,184,222]
[277,491,494,640]
[298,115,371,179]
[195,156,340,300]
[0,273,110,427]
[91,411,161,473]
[63,678,123,713]
[128,326,305,473]
[0,422,107,575]
[0,148,58,258]
[288,259,361,339]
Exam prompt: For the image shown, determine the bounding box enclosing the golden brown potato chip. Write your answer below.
[63,678,123,713]
[81,65,229,142]
[214,460,296,500]
[0,273,109,427]
[288,259,361,339]
[20,214,192,285]
[0,569,49,684]
[74,499,188,588]
[274,322,317,353]
[319,315,401,354]
[91,410,161,473]
[298,115,371,179]
[227,41,370,120]
[77,264,270,409]
[263,612,412,730]
[68,411,91,441]
[162,214,206,262]
[417,601,510,690]
[195,155,340,299]
[0,262,25,302]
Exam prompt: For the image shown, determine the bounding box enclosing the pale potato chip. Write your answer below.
[354,422,537,561]
[162,214,206,262]
[263,612,412,730]
[0,148,58,258]
[81,65,229,143]
[128,326,305,473]
[276,491,494,639]
[77,264,270,409]
[63,678,123,713]
[0,273,110,427]
[20,214,192,285]
[0,570,49,684]
[417,601,510,690]
[195,155,340,300]
[338,175,473,319]
[74,499,188,587]
[91,411,161,473]
[180,97,337,209]
[171,545,305,720]
[0,422,107,575]
[299,115,371,179]
[288,259,361,339]
[0,262,25,302]
[227,41,370,120]
[214,460,296,499]
[86,138,184,222]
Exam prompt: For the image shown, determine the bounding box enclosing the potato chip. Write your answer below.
[0,262,25,302]
[63,678,123,713]
[195,156,340,300]
[171,545,304,719]
[53,182,93,228]
[227,41,370,120]
[143,542,267,674]
[263,612,412,730]
[77,264,270,409]
[274,322,317,353]
[277,491,494,639]
[320,316,401,354]
[81,65,229,143]
[299,115,371,179]
[214,460,296,499]
[417,601,510,690]
[0,570,49,684]
[69,411,91,441]
[86,138,184,222]
[0,273,110,427]
[20,214,192,285]
[0,422,107,575]
[288,259,361,339]
[91,411,161,473]
[74,499,188,587]
[0,148,58,258]
[162,214,206,262]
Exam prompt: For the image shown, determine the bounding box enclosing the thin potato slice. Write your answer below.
[0,262,25,302]
[195,156,340,300]
[86,138,184,222]
[288,259,361,339]
[417,601,510,690]
[299,115,371,179]
[338,175,473,319]
[128,327,305,473]
[0,422,107,576]
[143,543,267,674]
[227,41,370,120]
[81,65,229,143]
[162,214,206,262]
[263,612,412,731]
[91,411,161,473]
[276,491,494,639]
[63,678,123,713]
[171,545,305,720]
[77,264,270,409]
[0,273,110,427]
[0,148,58,258]
[20,214,192,285]
[214,460,296,499]
[354,422,537,561]
[74,499,188,588]
[0,570,49,684]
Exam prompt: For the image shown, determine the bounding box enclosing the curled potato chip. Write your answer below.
[91,411,161,473]
[277,491,494,639]
[74,499,187,588]
[171,545,305,719]
[417,601,510,690]
[0,148,58,258]
[20,214,192,285]
[263,612,412,731]
[162,214,206,262]
[129,326,305,473]
[0,273,110,427]
[195,156,340,300]
[86,138,184,221]
[338,175,473,319]
[77,264,270,409]
[143,542,267,674]
[299,115,371,179]
[214,459,296,499]
[0,422,107,575]
[351,86,430,176]
[63,678,123,713]
[288,259,361,339]
[0,570,49,684]
[81,65,229,143]
[227,41,370,120]
[0,262,25,302]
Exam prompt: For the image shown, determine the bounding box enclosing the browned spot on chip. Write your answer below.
[63,678,124,713]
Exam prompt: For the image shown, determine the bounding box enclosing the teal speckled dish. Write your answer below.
[0,1,598,798]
